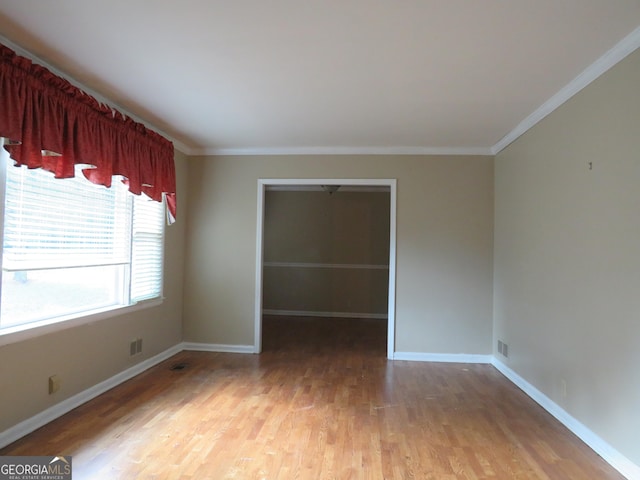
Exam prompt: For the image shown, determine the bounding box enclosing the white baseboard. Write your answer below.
[491,358,640,480]
[0,344,182,450]
[262,309,387,320]
[3,344,637,479]
[393,352,493,363]
[181,342,254,354]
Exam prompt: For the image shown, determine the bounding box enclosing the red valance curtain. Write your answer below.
[0,43,177,222]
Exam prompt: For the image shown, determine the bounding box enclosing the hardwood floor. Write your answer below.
[1,316,624,479]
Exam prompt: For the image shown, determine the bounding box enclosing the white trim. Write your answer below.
[0,141,7,310]
[261,178,394,187]
[0,343,182,449]
[254,181,266,354]
[3,345,638,479]
[181,342,255,354]
[491,358,640,480]
[265,185,390,193]
[262,309,387,320]
[255,178,397,359]
[5,29,639,160]
[492,26,640,155]
[393,352,493,363]
[0,299,163,347]
[387,180,397,358]
[195,146,492,157]
[263,262,389,270]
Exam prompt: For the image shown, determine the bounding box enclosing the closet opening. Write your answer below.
[254,179,397,358]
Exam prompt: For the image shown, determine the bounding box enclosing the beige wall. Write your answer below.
[0,150,188,433]
[263,189,390,316]
[494,49,640,464]
[183,155,494,354]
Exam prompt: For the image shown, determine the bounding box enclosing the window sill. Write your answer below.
[0,298,163,347]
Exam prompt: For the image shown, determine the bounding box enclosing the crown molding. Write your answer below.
[491,26,640,155]
[170,143,200,156]
[193,146,493,156]
[184,24,640,160]
[5,25,639,160]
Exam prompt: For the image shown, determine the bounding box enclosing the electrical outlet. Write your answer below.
[136,338,142,354]
[498,340,504,355]
[48,375,61,394]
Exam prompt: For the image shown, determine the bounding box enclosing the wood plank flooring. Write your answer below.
[0,316,625,479]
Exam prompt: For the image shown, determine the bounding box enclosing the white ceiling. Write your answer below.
[1,1,639,156]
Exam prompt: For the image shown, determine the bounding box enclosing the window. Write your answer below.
[0,145,165,333]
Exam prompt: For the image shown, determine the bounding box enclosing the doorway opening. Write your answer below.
[254,179,397,358]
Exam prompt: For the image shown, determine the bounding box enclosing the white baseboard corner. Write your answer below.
[491,357,640,480]
[392,352,493,364]
[0,344,183,450]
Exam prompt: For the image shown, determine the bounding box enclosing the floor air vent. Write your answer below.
[170,362,189,371]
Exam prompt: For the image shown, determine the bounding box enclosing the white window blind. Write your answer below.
[0,156,165,330]
[3,166,132,271]
[131,193,165,302]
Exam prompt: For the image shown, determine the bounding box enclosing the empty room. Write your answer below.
[0,2,639,479]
